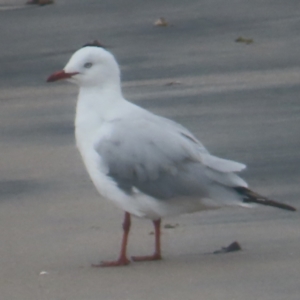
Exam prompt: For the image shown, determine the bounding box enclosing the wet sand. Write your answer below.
[0,1,299,299]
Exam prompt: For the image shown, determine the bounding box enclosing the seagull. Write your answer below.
[47,42,296,267]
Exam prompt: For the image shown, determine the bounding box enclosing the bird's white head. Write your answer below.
[47,43,121,89]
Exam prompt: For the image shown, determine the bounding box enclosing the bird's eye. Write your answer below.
[84,62,93,69]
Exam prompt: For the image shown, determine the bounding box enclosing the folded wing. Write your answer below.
[95,113,247,201]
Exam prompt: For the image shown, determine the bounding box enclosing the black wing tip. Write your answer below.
[234,186,297,212]
[281,203,296,212]
[82,40,106,49]
[260,201,296,212]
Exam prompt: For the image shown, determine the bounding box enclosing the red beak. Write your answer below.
[47,70,79,82]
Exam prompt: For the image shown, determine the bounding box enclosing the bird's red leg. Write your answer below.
[93,212,131,267]
[132,218,162,262]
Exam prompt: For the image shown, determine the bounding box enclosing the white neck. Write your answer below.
[77,84,123,119]
[74,84,130,153]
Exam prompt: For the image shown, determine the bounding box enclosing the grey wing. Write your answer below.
[154,115,247,173]
[95,115,247,200]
